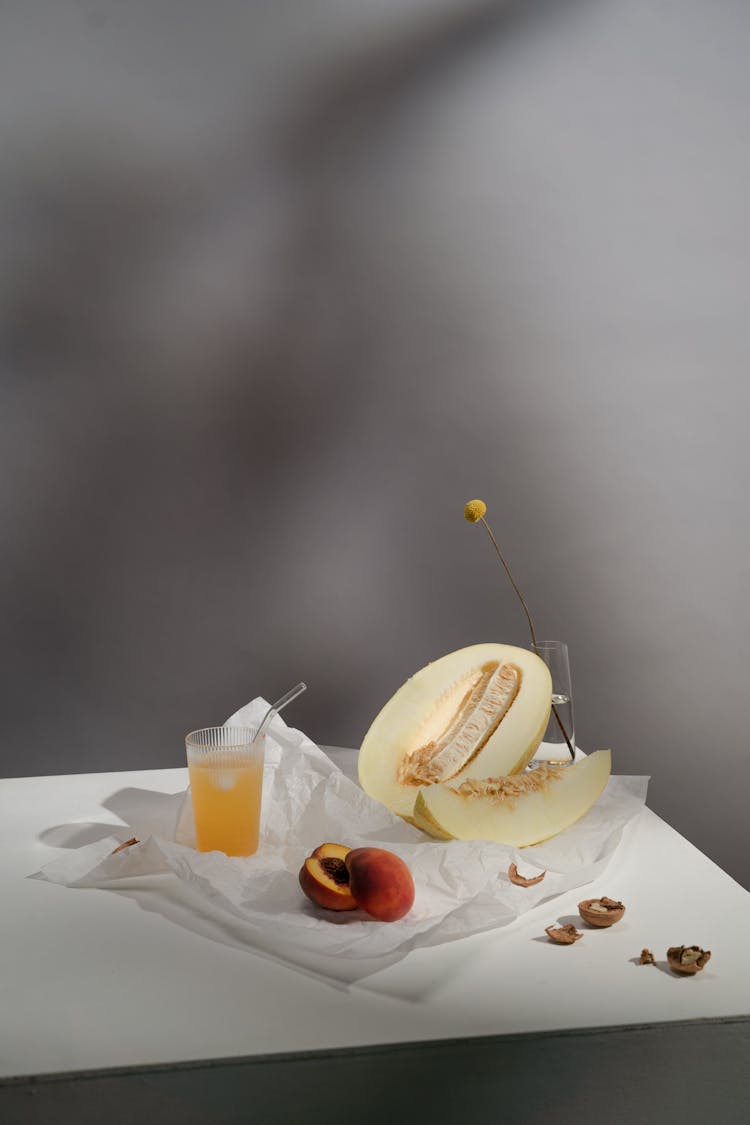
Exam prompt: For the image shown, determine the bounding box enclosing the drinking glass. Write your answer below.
[185,726,265,856]
[527,641,576,768]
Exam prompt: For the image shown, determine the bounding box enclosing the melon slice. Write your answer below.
[357,644,552,820]
[411,749,612,845]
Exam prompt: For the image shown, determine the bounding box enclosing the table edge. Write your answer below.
[3,1013,748,1088]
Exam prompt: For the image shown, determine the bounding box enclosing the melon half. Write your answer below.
[358,644,552,821]
[412,750,612,845]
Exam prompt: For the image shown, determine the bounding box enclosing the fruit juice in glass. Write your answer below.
[185,727,265,857]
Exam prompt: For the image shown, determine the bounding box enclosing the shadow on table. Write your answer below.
[39,821,121,848]
[38,787,187,848]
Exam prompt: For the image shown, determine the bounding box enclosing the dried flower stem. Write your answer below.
[480,517,538,646]
[479,515,574,761]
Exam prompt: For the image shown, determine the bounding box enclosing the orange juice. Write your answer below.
[188,751,264,856]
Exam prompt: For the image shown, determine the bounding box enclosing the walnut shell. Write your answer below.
[667,945,711,975]
[578,897,625,927]
[508,862,546,887]
[545,923,583,945]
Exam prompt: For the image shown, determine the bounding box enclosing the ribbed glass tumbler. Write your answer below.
[185,726,265,856]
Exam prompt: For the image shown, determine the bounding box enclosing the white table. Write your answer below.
[2,751,749,1124]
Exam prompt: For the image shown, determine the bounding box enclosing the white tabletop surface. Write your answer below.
[2,749,748,1080]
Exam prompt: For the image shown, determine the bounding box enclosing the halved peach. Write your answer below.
[298,843,357,911]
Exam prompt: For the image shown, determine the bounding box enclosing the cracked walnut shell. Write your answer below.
[545,923,583,944]
[578,897,625,927]
[667,946,711,975]
[508,862,546,887]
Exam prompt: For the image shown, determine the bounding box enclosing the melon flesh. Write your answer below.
[411,749,612,845]
[357,644,552,820]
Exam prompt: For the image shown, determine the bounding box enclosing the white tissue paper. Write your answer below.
[36,698,648,978]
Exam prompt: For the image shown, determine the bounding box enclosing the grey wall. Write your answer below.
[2,0,748,888]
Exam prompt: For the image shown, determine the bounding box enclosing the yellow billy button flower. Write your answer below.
[464,499,487,523]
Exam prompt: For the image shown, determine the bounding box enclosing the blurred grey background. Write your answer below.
[1,0,748,888]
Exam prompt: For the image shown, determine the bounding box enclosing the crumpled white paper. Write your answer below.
[36,698,648,976]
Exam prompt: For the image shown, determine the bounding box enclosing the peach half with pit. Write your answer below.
[344,847,415,922]
[298,843,357,911]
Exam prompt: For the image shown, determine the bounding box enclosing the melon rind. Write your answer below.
[357,643,552,820]
[411,749,612,845]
